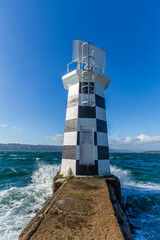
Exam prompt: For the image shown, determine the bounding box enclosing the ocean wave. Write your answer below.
[11,168,18,174]
[111,165,160,191]
[111,164,160,240]
[0,162,60,240]
[110,156,120,159]
[110,165,131,186]
[1,160,159,240]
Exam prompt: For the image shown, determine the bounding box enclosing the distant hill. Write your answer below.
[109,149,123,153]
[0,143,62,152]
[143,150,160,153]
[109,149,133,153]
[0,143,132,153]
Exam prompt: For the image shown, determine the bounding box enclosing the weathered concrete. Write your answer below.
[19,176,133,240]
[107,182,133,240]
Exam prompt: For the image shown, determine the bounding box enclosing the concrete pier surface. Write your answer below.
[19,176,133,240]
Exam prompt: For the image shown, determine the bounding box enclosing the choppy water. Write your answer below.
[0,152,159,240]
[110,153,160,240]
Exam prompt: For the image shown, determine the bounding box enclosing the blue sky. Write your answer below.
[0,0,160,151]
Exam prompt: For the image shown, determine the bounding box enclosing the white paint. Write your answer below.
[78,145,97,161]
[62,70,80,90]
[68,82,79,96]
[97,132,108,146]
[66,106,78,120]
[94,70,111,90]
[78,118,97,131]
[80,127,94,165]
[98,160,110,176]
[80,144,93,165]
[63,132,77,145]
[96,107,106,121]
[95,82,104,97]
[61,159,76,175]
[62,69,110,90]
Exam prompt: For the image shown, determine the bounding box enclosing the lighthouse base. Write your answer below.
[61,159,110,177]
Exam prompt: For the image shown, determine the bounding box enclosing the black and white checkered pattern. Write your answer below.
[61,80,110,176]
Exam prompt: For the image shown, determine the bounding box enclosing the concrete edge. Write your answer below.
[19,174,133,240]
[18,179,67,240]
[106,180,133,240]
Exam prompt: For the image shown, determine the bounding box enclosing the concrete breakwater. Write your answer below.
[19,174,133,240]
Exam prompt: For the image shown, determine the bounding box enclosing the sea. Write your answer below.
[0,152,160,240]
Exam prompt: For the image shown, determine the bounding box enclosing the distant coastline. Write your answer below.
[0,143,159,153]
[143,151,160,153]
[0,143,62,152]
[0,143,127,153]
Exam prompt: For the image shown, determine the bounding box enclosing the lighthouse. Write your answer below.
[61,40,111,176]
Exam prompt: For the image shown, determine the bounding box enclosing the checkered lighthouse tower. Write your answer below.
[61,40,111,176]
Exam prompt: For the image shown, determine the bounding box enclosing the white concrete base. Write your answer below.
[98,160,110,176]
[61,159,76,175]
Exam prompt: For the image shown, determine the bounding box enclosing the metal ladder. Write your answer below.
[81,42,95,107]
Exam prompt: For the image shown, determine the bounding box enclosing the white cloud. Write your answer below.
[13,126,22,132]
[109,134,160,152]
[45,132,160,151]
[0,124,7,128]
[46,134,64,145]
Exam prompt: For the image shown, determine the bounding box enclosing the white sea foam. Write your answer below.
[111,164,160,239]
[1,163,159,240]
[111,165,160,191]
[11,168,18,173]
[110,165,131,187]
[0,163,60,240]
